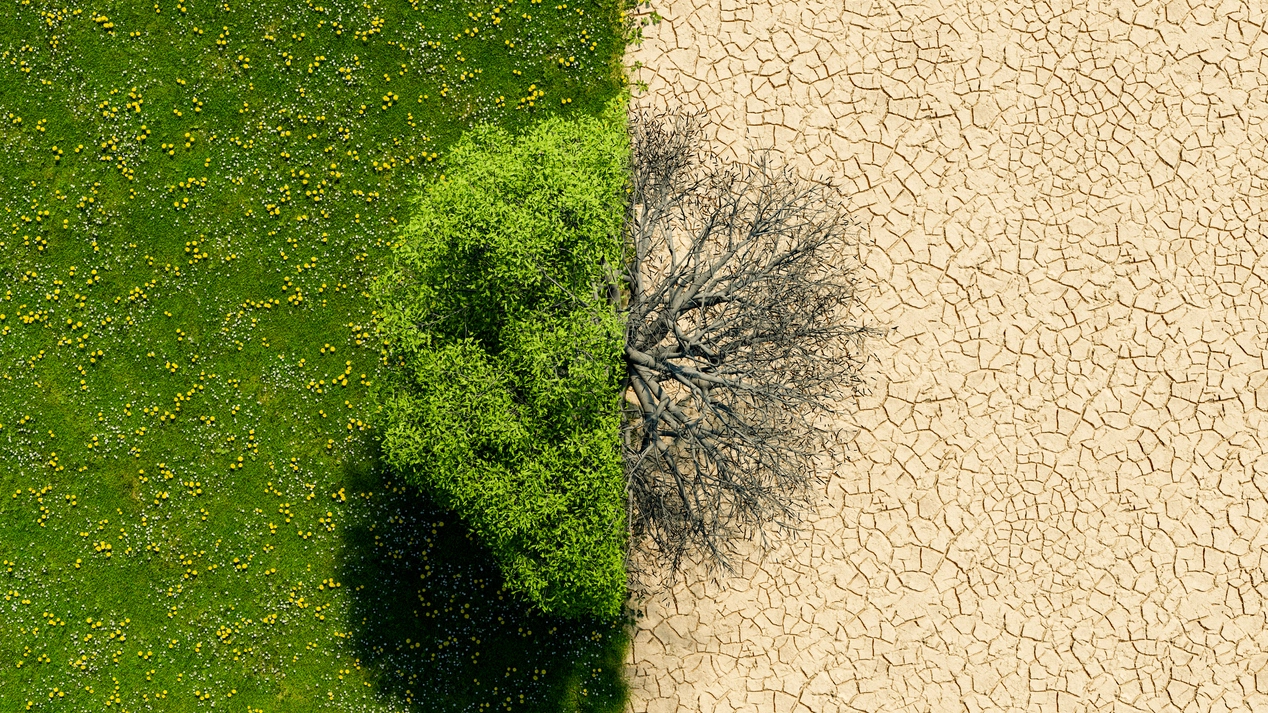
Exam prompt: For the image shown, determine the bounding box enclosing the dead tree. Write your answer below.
[614,105,882,586]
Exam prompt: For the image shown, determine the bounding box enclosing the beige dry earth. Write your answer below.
[621,1,1268,711]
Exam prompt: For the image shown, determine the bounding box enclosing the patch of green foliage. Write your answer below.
[0,0,633,709]
[376,101,629,620]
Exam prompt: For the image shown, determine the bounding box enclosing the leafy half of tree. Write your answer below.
[375,100,630,619]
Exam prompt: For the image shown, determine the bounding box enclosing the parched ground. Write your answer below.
[623,1,1268,711]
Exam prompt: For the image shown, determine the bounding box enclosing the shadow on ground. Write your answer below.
[338,447,630,712]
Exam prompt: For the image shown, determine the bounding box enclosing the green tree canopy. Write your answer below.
[375,100,629,619]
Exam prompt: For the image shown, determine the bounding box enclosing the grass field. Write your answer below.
[0,0,632,710]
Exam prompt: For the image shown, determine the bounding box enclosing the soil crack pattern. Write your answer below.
[624,1,1268,711]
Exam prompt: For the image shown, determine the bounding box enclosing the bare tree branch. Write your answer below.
[618,104,885,590]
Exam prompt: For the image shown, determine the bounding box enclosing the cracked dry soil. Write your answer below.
[622,1,1268,711]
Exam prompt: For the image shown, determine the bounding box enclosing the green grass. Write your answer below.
[0,0,632,710]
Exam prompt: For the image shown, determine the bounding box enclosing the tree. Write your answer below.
[374,101,630,619]
[376,100,878,615]
[615,105,881,585]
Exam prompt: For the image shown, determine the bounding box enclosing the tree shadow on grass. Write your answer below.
[339,448,630,713]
